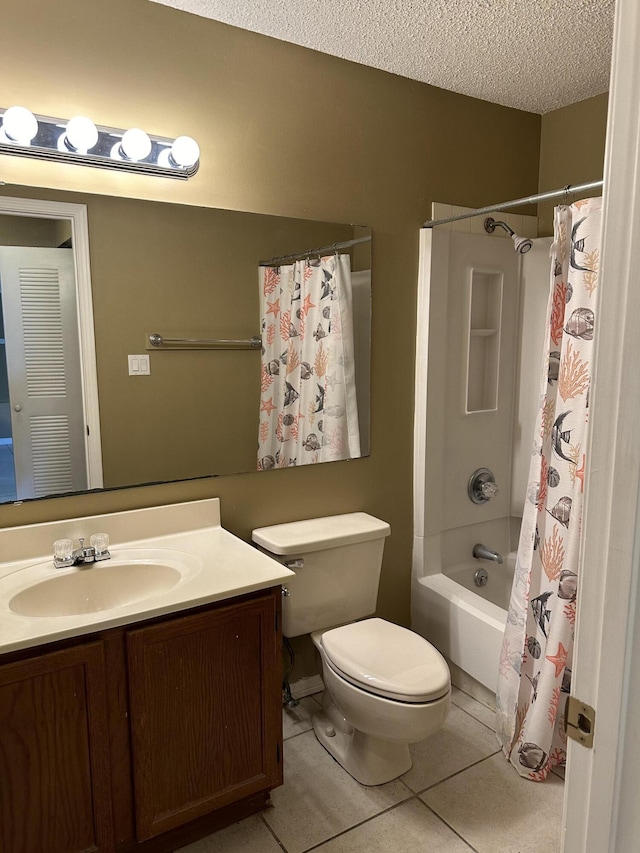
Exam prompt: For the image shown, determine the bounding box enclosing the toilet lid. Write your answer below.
[320,618,450,703]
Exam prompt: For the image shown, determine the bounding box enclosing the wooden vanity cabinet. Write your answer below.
[0,586,283,853]
[126,592,282,841]
[0,641,114,853]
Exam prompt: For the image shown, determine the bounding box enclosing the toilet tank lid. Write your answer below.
[251,512,390,555]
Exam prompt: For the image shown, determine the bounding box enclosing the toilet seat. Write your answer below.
[318,618,450,704]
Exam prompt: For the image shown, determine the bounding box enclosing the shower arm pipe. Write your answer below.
[259,235,371,267]
[421,180,604,229]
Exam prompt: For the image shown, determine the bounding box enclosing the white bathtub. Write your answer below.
[411,553,515,693]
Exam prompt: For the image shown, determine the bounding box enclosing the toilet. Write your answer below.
[252,512,451,786]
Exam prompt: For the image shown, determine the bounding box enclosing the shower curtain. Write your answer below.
[257,254,360,469]
[496,197,601,780]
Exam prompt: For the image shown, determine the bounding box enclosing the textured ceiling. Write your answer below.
[150,0,614,114]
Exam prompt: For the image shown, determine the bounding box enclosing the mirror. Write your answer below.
[0,185,371,504]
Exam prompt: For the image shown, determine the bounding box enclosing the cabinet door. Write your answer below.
[0,641,113,853]
[127,591,281,841]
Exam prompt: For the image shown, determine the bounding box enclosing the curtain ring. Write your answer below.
[563,185,570,206]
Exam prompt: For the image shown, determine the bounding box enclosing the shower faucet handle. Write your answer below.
[479,481,499,500]
[468,468,499,504]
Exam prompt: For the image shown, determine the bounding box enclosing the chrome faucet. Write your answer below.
[53,534,110,568]
[472,543,503,564]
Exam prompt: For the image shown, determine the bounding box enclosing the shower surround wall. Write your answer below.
[412,204,546,694]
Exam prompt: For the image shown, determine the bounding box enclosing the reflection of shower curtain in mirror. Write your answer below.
[258,254,360,468]
[496,197,601,780]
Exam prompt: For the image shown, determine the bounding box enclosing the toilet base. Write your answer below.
[312,708,413,786]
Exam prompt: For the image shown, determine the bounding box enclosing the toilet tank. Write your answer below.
[252,513,390,638]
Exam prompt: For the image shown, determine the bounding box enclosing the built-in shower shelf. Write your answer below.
[466,269,503,413]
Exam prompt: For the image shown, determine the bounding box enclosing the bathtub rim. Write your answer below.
[411,568,507,692]
[416,571,507,632]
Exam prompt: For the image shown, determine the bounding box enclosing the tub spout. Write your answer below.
[472,544,503,564]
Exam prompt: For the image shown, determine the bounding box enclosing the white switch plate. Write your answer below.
[128,354,150,375]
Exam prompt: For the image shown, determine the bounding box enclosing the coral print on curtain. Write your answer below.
[496,197,602,780]
[257,254,360,469]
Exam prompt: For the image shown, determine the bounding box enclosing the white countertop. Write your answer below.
[0,498,293,655]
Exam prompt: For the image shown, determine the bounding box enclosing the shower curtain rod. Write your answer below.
[421,179,604,228]
[259,234,371,267]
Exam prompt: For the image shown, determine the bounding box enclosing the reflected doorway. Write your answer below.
[0,198,103,504]
[0,239,88,500]
[0,294,16,499]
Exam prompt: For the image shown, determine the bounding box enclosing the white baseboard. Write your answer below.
[290,674,324,699]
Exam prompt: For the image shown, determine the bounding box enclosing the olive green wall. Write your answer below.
[538,93,609,234]
[0,215,59,247]
[0,0,541,630]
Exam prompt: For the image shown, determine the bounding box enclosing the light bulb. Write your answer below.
[119,127,152,161]
[170,135,199,168]
[63,115,98,152]
[1,106,38,144]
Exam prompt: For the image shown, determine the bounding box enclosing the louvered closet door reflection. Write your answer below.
[0,246,87,499]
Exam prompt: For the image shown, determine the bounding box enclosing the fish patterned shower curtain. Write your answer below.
[257,254,360,469]
[496,197,601,780]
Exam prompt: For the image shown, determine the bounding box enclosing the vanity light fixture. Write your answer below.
[0,105,200,179]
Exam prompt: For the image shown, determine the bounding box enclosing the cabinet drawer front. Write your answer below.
[0,641,113,853]
[127,592,280,841]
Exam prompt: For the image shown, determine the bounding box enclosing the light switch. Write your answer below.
[128,354,150,375]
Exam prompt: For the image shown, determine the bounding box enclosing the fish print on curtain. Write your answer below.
[496,197,601,780]
[257,254,361,469]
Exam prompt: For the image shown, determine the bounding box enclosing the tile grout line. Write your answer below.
[296,791,428,853]
[260,810,290,852]
[451,683,496,712]
[408,749,503,797]
[450,685,496,714]
[419,798,481,853]
[450,699,499,737]
[452,683,495,709]
[282,725,315,742]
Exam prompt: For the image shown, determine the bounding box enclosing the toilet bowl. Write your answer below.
[311,618,450,785]
[251,512,451,785]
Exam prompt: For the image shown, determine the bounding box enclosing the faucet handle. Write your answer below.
[90,532,110,557]
[480,481,499,500]
[53,538,74,567]
[468,468,499,504]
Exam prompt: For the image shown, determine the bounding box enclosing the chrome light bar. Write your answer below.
[0,106,200,180]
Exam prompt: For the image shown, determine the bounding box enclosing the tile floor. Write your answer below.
[178,687,564,853]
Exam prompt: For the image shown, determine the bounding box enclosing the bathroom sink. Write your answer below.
[8,550,202,617]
